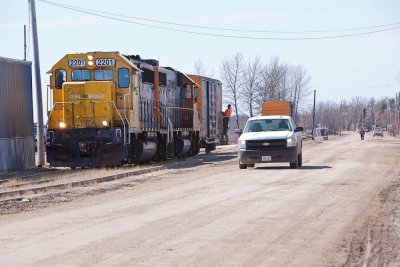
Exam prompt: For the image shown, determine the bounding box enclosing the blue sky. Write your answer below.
[2,0,400,117]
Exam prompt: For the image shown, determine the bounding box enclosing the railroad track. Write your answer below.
[0,165,166,202]
[0,148,237,203]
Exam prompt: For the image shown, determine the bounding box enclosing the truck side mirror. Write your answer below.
[235,129,243,135]
[295,127,304,132]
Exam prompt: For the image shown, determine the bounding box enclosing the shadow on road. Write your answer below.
[255,165,332,170]
[299,165,332,170]
[167,152,237,170]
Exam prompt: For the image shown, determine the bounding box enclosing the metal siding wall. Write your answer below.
[198,77,223,139]
[211,82,216,136]
[0,57,35,171]
[164,69,179,127]
[201,79,207,137]
[0,138,35,171]
[215,81,222,136]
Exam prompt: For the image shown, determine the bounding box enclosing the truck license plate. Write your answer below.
[262,156,272,161]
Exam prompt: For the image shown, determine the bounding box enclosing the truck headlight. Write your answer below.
[238,139,246,149]
[287,137,296,147]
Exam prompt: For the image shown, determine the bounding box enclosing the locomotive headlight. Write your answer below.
[59,122,66,128]
[88,60,94,66]
[87,55,93,60]
[102,120,108,127]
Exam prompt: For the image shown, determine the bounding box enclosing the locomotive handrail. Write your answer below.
[108,101,127,146]
[167,116,173,143]
[154,106,173,144]
[137,96,196,131]
[166,106,194,130]
[123,94,131,144]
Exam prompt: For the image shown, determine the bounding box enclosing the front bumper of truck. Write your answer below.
[238,147,297,164]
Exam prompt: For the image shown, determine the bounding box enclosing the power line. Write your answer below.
[38,0,400,40]
[38,0,400,34]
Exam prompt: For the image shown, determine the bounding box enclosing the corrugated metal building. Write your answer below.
[0,57,35,172]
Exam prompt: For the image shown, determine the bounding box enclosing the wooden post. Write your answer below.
[24,25,27,61]
[312,90,316,140]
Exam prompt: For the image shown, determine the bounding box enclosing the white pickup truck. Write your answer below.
[237,115,303,169]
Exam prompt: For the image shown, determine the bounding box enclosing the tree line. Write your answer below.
[194,55,398,135]
[300,94,400,135]
[195,53,312,129]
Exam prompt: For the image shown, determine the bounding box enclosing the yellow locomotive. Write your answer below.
[46,52,222,168]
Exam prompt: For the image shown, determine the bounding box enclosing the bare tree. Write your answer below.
[194,59,206,76]
[258,57,287,104]
[290,65,311,123]
[194,59,216,78]
[220,53,244,129]
[220,54,313,125]
[241,56,261,117]
[377,98,388,127]
[300,93,400,135]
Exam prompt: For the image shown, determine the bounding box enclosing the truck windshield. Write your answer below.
[244,119,292,133]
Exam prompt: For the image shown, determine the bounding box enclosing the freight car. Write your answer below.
[188,75,223,152]
[46,52,223,168]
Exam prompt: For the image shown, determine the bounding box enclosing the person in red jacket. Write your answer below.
[223,104,232,135]
[359,128,365,140]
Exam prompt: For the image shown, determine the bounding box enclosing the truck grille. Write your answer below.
[246,139,287,150]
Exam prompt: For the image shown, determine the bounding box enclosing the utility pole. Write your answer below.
[397,92,400,137]
[389,98,393,136]
[24,25,27,61]
[339,100,343,136]
[312,90,316,140]
[30,0,45,166]
[396,93,398,137]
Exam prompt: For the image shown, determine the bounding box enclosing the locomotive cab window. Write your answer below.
[55,69,66,89]
[94,69,114,81]
[118,68,130,88]
[184,85,192,98]
[194,86,199,98]
[72,69,90,81]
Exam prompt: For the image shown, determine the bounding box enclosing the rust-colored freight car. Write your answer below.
[189,75,223,152]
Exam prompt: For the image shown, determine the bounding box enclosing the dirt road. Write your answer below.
[1,133,399,266]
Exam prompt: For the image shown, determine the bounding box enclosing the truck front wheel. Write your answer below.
[298,151,303,167]
[290,154,299,169]
[239,161,248,169]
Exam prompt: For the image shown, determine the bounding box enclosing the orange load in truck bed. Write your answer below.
[261,101,293,116]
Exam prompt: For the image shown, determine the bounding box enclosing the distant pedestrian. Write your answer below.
[359,128,365,140]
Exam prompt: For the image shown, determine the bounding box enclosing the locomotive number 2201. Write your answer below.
[96,58,116,66]
[68,59,85,67]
